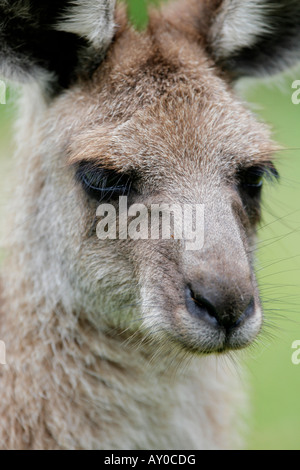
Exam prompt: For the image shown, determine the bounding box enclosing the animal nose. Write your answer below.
[185,285,255,330]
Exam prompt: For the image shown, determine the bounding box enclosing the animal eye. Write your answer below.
[239,165,279,196]
[242,167,265,188]
[76,162,132,201]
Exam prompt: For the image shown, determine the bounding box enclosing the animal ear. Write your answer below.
[208,0,300,78]
[0,0,116,93]
[164,0,300,79]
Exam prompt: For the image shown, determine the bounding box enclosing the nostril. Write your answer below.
[185,287,219,327]
[233,297,255,328]
[191,290,217,318]
[185,285,256,330]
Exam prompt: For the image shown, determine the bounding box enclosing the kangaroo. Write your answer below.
[0,0,299,450]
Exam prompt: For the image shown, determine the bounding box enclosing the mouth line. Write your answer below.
[169,322,259,355]
[201,337,252,355]
[141,301,262,356]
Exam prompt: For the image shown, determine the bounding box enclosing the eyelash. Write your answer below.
[238,165,279,195]
[76,161,279,204]
[76,162,133,201]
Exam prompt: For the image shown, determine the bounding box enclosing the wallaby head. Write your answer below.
[1,0,300,450]
[1,0,300,356]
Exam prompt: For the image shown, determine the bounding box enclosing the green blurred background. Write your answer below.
[0,0,300,450]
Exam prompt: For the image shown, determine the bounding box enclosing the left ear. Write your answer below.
[0,0,116,93]
[208,0,300,78]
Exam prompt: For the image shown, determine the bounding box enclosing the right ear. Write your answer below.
[162,0,300,79]
[0,0,116,93]
[208,0,300,78]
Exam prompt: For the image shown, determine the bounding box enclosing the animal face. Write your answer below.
[60,34,275,354]
[1,0,299,356]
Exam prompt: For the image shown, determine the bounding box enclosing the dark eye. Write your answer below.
[76,161,133,201]
[239,165,279,196]
[243,167,264,188]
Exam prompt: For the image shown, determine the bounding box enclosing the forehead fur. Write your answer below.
[53,10,275,173]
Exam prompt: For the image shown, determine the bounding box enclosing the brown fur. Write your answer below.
[0,0,292,450]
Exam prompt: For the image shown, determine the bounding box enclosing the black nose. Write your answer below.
[185,285,255,330]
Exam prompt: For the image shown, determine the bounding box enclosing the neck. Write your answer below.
[0,257,243,450]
